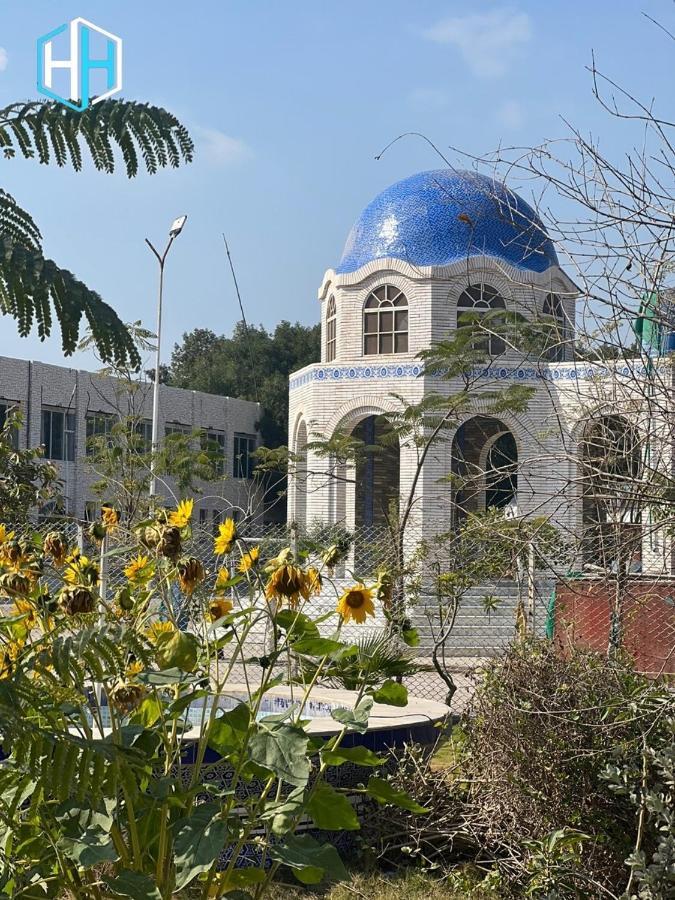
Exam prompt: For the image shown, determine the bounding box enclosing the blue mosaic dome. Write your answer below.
[337,169,558,275]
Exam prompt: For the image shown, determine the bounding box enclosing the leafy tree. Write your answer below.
[0,410,59,520]
[0,99,193,368]
[169,321,320,447]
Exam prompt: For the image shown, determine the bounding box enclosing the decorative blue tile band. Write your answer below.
[289,362,652,391]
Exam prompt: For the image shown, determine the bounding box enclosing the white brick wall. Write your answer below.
[0,356,264,522]
[290,256,674,574]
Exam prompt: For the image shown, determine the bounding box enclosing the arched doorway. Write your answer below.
[580,415,641,569]
[451,416,518,524]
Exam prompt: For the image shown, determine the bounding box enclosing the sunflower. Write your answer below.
[169,498,194,528]
[208,597,234,621]
[336,584,375,624]
[305,567,322,597]
[63,552,99,587]
[124,554,154,584]
[101,504,120,530]
[13,599,37,631]
[214,567,230,591]
[0,525,15,545]
[0,641,21,679]
[146,620,176,644]
[214,519,237,555]
[126,660,143,678]
[238,546,260,574]
[265,564,309,607]
[177,557,206,596]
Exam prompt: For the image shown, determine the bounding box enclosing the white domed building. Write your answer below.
[288,170,673,578]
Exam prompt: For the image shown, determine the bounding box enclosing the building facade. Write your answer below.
[0,356,262,524]
[288,169,675,576]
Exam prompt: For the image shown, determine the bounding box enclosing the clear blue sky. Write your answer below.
[0,1,673,372]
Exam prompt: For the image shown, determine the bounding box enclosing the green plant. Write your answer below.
[0,99,193,367]
[0,495,428,897]
[0,409,59,520]
[300,630,429,691]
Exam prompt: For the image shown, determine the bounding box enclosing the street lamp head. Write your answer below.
[169,214,188,238]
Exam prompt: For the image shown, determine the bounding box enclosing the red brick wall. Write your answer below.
[554,579,675,675]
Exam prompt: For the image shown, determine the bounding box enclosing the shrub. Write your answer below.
[364,641,674,898]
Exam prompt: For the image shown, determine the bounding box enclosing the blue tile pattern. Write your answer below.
[337,169,558,275]
[289,362,652,391]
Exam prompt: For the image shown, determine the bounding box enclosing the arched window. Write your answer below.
[542,292,566,361]
[325,295,337,362]
[580,415,641,568]
[457,283,506,357]
[363,285,408,355]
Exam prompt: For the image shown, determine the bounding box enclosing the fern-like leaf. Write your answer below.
[0,99,194,175]
[0,236,140,368]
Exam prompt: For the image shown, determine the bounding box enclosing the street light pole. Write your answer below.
[145,215,187,500]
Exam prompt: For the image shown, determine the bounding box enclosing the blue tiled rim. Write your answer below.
[289,362,653,391]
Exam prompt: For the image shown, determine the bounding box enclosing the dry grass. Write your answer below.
[266,869,497,899]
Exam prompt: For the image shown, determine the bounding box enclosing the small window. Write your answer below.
[457,284,506,357]
[542,293,566,362]
[325,296,337,362]
[233,433,256,479]
[41,407,76,461]
[86,412,115,455]
[165,423,192,440]
[201,429,226,476]
[363,285,408,356]
[0,402,19,449]
[132,419,153,453]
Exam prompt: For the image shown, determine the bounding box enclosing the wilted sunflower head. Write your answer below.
[305,567,322,597]
[208,597,234,621]
[101,505,120,530]
[60,585,96,616]
[336,584,375,624]
[43,531,67,566]
[265,564,309,607]
[374,569,394,606]
[109,680,145,714]
[177,557,206,596]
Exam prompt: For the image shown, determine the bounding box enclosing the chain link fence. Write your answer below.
[2,517,563,711]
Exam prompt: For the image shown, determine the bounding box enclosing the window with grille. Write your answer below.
[363,285,408,355]
[457,283,506,357]
[542,293,566,361]
[132,419,153,453]
[233,433,256,479]
[41,407,76,461]
[325,295,337,362]
[201,429,226,476]
[86,412,115,455]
